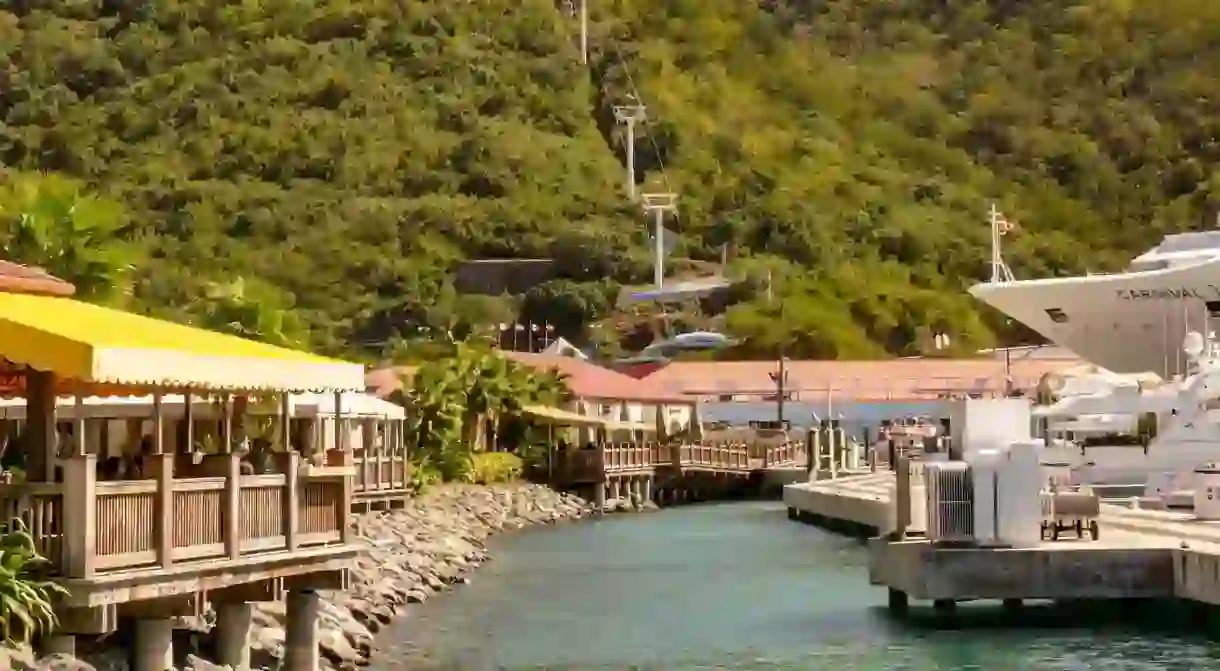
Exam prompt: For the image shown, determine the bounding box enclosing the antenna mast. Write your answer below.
[579,0,588,64]
[614,104,646,201]
[989,203,1015,283]
[642,193,677,289]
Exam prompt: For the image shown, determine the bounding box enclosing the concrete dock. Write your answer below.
[785,473,1220,612]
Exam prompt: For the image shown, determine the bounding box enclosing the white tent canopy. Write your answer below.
[0,391,405,421]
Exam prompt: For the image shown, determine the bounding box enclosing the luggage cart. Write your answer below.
[1039,486,1101,541]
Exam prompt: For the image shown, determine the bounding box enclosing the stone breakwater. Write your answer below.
[2,483,604,671]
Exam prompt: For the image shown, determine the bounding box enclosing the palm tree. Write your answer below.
[194,277,311,350]
[0,172,139,304]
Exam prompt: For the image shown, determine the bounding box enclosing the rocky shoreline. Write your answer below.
[4,483,630,671]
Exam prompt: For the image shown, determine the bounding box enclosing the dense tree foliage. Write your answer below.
[2,0,1214,358]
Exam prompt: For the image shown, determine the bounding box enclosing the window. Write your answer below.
[1045,308,1068,323]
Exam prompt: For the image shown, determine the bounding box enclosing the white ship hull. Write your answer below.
[969,257,1220,378]
[1045,442,1220,487]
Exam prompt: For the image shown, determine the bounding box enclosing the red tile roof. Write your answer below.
[0,261,74,296]
[364,365,418,398]
[504,352,688,403]
[639,358,1081,402]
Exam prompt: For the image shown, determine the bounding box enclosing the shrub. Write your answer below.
[468,453,524,484]
[0,519,66,645]
[408,456,444,494]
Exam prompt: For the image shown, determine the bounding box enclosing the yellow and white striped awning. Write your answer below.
[0,292,364,393]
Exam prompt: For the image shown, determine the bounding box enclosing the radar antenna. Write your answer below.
[989,203,1016,283]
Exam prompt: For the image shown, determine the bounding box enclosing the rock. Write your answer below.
[1,643,37,670]
[32,654,97,671]
[181,655,231,671]
[80,648,126,671]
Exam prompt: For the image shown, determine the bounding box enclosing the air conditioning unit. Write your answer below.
[925,461,975,545]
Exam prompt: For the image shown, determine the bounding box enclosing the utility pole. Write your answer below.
[766,269,787,425]
[641,193,677,289]
[614,104,646,201]
[580,0,588,65]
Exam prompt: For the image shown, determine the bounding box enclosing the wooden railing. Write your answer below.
[0,452,350,578]
[602,442,659,472]
[759,443,805,467]
[353,453,409,495]
[353,417,409,498]
[664,443,751,470]
[0,482,63,570]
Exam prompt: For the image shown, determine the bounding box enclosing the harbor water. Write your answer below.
[371,502,1218,670]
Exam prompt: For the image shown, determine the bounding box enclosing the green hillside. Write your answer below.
[2,0,1216,359]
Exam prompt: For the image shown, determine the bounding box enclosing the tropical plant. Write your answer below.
[0,519,66,645]
[194,277,312,350]
[469,453,524,484]
[395,343,571,484]
[0,172,141,304]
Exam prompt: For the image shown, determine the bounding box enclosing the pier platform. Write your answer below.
[785,473,1220,611]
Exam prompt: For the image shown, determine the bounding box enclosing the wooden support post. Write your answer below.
[153,392,174,568]
[333,391,345,456]
[74,393,86,457]
[279,393,291,453]
[63,454,97,578]
[225,451,241,559]
[362,418,375,493]
[284,450,300,551]
[222,393,234,454]
[183,388,194,454]
[26,370,56,482]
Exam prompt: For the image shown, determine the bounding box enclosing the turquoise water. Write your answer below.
[372,502,1219,670]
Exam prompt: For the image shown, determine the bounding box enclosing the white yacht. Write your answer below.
[969,209,1220,378]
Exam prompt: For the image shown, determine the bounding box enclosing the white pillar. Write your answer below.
[216,602,253,670]
[285,590,321,671]
[135,618,173,671]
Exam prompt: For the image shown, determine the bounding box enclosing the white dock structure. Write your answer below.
[783,398,1220,614]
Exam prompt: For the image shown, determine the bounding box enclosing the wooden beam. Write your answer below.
[210,578,285,603]
[56,604,118,635]
[284,569,347,592]
[117,594,200,619]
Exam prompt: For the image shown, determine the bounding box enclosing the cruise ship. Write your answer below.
[969,213,1220,379]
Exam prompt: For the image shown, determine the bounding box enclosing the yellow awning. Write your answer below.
[0,292,365,392]
[520,404,605,426]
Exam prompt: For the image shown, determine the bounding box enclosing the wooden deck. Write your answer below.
[554,440,808,485]
[1,450,354,629]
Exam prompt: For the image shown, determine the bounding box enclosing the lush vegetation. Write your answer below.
[395,342,568,485]
[469,452,525,485]
[3,0,1216,358]
[0,521,64,645]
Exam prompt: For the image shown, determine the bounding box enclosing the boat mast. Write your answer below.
[989,203,1015,283]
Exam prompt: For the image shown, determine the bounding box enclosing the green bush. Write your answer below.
[468,453,524,484]
[407,456,444,494]
[0,519,66,645]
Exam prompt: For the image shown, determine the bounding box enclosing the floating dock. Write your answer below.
[785,473,1220,612]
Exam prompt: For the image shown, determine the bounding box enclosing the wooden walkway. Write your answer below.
[553,441,807,506]
[554,441,807,484]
